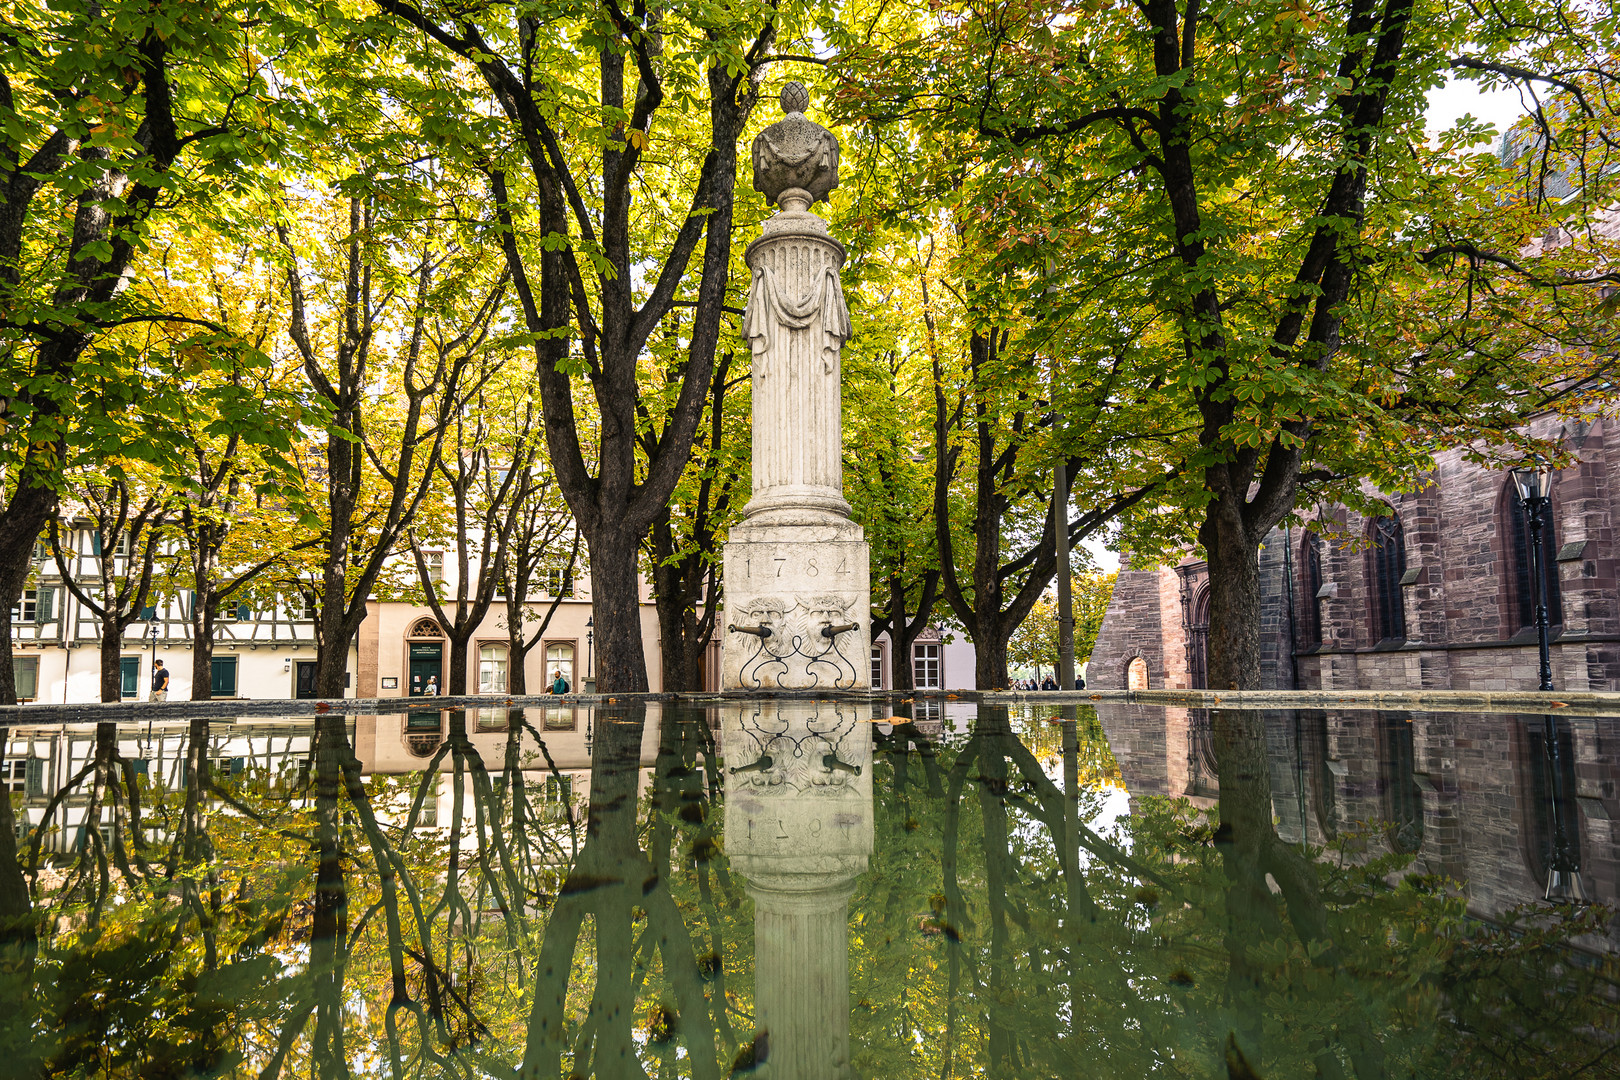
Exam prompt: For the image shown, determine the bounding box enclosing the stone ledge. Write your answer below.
[10,685,1618,722]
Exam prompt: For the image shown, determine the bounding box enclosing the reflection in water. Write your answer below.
[0,703,1617,1077]
[724,703,872,1080]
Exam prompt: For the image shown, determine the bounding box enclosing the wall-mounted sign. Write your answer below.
[381,677,398,689]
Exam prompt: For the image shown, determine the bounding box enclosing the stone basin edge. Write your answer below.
[5,686,1620,722]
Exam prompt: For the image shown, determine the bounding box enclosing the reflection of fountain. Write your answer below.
[723,702,873,1080]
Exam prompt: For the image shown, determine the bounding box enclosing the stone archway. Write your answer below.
[1126,655,1150,691]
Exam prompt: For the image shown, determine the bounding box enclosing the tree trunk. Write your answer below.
[972,616,1010,691]
[447,633,469,697]
[1202,496,1262,691]
[651,514,710,693]
[314,603,353,700]
[191,592,216,702]
[100,617,124,703]
[588,527,649,693]
[507,613,529,696]
[0,468,58,705]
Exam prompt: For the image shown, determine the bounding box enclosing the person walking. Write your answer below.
[551,670,570,695]
[150,659,169,702]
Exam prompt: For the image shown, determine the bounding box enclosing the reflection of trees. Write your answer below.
[2,705,1617,1078]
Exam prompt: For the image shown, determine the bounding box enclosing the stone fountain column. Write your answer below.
[723,701,873,1080]
[721,83,871,691]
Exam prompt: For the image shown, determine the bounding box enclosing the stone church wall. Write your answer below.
[1092,414,1620,693]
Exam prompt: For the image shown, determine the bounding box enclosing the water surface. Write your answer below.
[1,702,1615,1078]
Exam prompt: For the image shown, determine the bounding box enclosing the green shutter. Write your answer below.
[24,758,44,798]
[35,587,52,623]
[91,532,102,557]
[236,602,250,622]
[12,658,36,699]
[210,656,237,696]
[120,657,140,697]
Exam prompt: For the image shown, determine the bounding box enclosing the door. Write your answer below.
[409,643,443,696]
[295,661,318,699]
[120,656,140,698]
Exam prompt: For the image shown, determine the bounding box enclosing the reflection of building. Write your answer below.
[4,707,665,853]
[1091,416,1620,692]
[1096,706,1620,932]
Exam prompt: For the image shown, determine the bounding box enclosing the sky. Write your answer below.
[1080,74,1529,577]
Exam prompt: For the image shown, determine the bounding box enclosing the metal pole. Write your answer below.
[1527,496,1554,691]
[1543,713,1585,900]
[1055,460,1075,691]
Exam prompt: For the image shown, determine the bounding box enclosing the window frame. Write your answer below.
[912,643,941,690]
[1368,513,1407,643]
[210,655,239,697]
[478,641,510,695]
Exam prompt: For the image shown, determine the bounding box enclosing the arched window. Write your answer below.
[1126,656,1149,690]
[1507,481,1563,631]
[406,732,442,757]
[1380,713,1423,854]
[1369,514,1406,642]
[1300,533,1325,647]
[545,642,575,691]
[1517,715,1582,890]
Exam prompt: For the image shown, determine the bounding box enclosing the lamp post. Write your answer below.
[585,617,593,680]
[147,617,161,693]
[1541,714,1587,902]
[1510,462,1555,691]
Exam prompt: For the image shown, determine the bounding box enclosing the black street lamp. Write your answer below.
[1510,462,1556,692]
[585,617,593,680]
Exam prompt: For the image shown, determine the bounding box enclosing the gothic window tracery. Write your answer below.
[1369,514,1406,643]
[1506,480,1562,632]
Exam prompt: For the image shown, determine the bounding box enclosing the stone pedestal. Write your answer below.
[723,702,873,1080]
[722,84,870,690]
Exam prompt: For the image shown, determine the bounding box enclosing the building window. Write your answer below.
[424,551,444,582]
[1380,713,1424,855]
[1369,514,1406,642]
[479,644,509,694]
[543,567,573,597]
[870,646,884,689]
[211,656,239,697]
[1300,533,1324,647]
[1508,482,1562,631]
[912,644,940,689]
[299,593,318,620]
[1127,656,1149,690]
[545,643,575,691]
[12,657,37,701]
